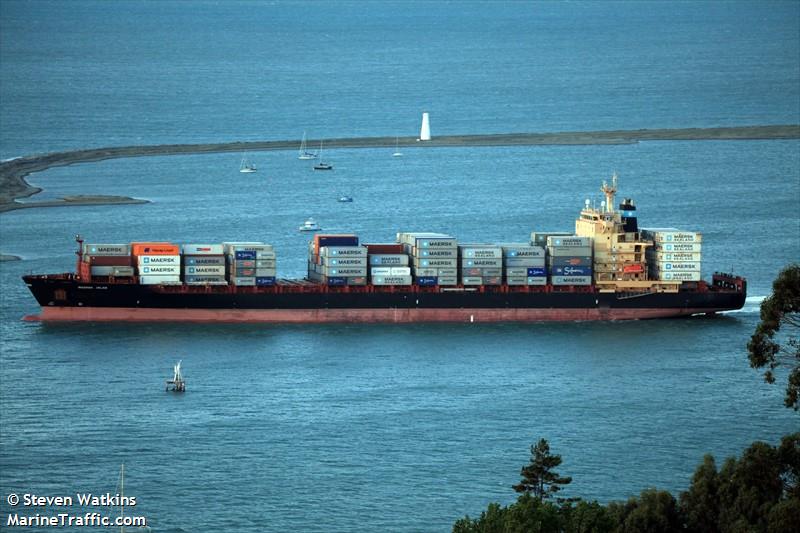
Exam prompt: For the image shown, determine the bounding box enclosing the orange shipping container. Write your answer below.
[131,242,180,256]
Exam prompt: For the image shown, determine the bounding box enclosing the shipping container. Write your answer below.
[83,244,130,256]
[483,276,502,285]
[364,243,405,255]
[412,258,458,268]
[184,275,227,284]
[255,277,276,286]
[321,257,368,267]
[530,232,571,247]
[504,257,546,267]
[641,229,703,243]
[368,254,409,266]
[437,268,458,277]
[551,275,593,285]
[90,266,135,277]
[390,267,411,276]
[182,244,224,255]
[416,276,438,286]
[314,234,359,250]
[370,267,392,276]
[527,277,547,286]
[527,267,547,277]
[233,250,257,260]
[546,236,592,248]
[653,262,701,271]
[325,276,347,286]
[255,269,276,277]
[646,251,702,262]
[657,242,702,253]
[131,243,179,256]
[223,243,274,253]
[412,268,438,277]
[139,275,181,285]
[322,267,368,277]
[416,248,458,258]
[461,276,483,285]
[458,247,503,259]
[547,256,593,267]
[371,275,413,286]
[501,245,546,258]
[234,268,256,277]
[552,265,593,276]
[461,258,503,268]
[88,256,133,266]
[346,277,367,286]
[139,265,180,275]
[184,255,225,266]
[547,246,593,257]
[138,255,180,266]
[184,265,226,275]
[438,276,458,286]
[231,277,256,286]
[229,259,255,268]
[505,268,529,277]
[255,259,276,268]
[319,246,368,257]
[506,277,528,286]
[655,271,702,281]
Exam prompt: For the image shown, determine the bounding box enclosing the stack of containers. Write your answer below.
[531,232,572,248]
[365,243,411,286]
[132,242,181,285]
[182,244,227,285]
[224,242,277,287]
[458,244,503,286]
[83,243,134,279]
[500,243,546,286]
[307,234,364,286]
[641,228,703,281]
[397,232,458,286]
[546,236,593,286]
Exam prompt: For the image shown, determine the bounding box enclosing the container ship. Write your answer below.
[22,177,746,323]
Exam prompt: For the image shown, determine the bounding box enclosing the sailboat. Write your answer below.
[313,142,333,170]
[239,153,257,173]
[298,131,316,160]
[392,136,403,157]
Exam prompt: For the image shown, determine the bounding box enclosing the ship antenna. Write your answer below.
[75,234,84,279]
[601,172,618,213]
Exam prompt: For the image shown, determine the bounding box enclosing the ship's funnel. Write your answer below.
[419,112,431,141]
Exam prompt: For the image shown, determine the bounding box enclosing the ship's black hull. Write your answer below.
[23,275,747,323]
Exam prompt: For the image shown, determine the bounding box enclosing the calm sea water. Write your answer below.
[1,1,799,532]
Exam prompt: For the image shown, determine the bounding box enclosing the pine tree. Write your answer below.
[512,438,572,501]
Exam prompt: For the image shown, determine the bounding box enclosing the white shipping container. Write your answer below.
[255,259,276,268]
[90,266,135,276]
[322,267,368,276]
[390,267,411,276]
[138,255,181,266]
[547,236,592,247]
[653,261,701,271]
[655,271,702,281]
[231,277,256,286]
[656,242,702,253]
[413,268,438,276]
[641,228,702,243]
[437,276,457,286]
[501,245,546,258]
[184,265,226,275]
[369,254,409,266]
[412,258,458,268]
[370,267,392,276]
[223,242,274,253]
[550,275,593,285]
[319,246,367,257]
[461,258,503,268]
[139,264,180,275]
[547,246,593,257]
[504,257,546,267]
[321,256,368,266]
[527,277,547,286]
[415,247,458,258]
[371,275,413,286]
[437,268,458,277]
[461,276,483,285]
[646,251,702,262]
[182,244,224,255]
[458,247,503,259]
[139,275,181,285]
[83,244,130,256]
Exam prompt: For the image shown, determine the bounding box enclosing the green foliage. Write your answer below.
[512,438,572,501]
[455,434,800,533]
[747,264,800,410]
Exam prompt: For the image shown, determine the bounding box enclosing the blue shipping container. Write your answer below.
[416,276,438,286]
[318,236,359,247]
[552,266,593,276]
[235,250,257,260]
[326,276,347,286]
[255,277,276,286]
[527,267,547,277]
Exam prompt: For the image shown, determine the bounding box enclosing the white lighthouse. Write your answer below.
[419,112,431,141]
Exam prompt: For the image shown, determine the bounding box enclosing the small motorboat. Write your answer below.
[299,218,321,232]
[338,195,353,203]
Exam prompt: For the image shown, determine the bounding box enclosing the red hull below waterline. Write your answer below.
[24,306,730,323]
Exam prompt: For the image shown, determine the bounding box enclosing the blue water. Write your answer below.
[1,1,799,532]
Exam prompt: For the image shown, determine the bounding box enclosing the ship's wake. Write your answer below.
[723,295,766,314]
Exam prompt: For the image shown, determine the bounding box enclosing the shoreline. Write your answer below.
[1,125,798,211]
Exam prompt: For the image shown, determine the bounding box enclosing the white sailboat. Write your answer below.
[239,153,257,173]
[313,142,333,170]
[298,131,316,160]
[392,136,403,157]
